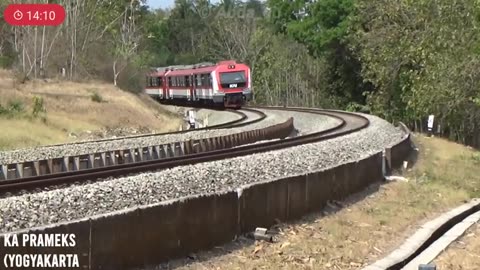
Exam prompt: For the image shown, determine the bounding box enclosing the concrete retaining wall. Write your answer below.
[0,130,413,270]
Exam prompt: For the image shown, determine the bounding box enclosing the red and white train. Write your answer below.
[144,60,252,108]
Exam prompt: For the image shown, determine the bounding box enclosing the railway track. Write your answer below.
[0,107,369,195]
[29,108,265,149]
[0,108,267,181]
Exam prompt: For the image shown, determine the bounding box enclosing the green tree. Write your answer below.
[267,0,369,108]
[351,0,480,146]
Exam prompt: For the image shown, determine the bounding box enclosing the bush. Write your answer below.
[0,56,14,68]
[0,99,25,118]
[90,92,104,103]
[32,96,47,121]
[7,100,24,114]
[345,102,370,113]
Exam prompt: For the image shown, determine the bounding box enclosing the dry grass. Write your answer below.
[0,69,182,150]
[158,135,480,270]
[434,223,480,269]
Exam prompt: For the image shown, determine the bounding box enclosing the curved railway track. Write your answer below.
[0,107,369,195]
[18,108,265,149]
[0,108,267,180]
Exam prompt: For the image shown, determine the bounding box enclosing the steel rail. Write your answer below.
[0,109,266,180]
[1,108,263,150]
[0,107,368,195]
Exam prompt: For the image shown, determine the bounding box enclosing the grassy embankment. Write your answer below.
[160,135,480,270]
[0,69,182,151]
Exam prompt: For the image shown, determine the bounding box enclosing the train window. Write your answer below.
[157,77,162,87]
[220,71,246,84]
[196,75,201,87]
[209,75,213,87]
[168,77,172,87]
[185,76,190,87]
[146,76,150,86]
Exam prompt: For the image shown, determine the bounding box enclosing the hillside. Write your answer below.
[0,69,182,151]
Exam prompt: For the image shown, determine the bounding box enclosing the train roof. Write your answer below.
[147,60,248,76]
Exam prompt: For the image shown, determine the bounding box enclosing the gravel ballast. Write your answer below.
[0,113,405,232]
[0,109,338,165]
[194,108,243,126]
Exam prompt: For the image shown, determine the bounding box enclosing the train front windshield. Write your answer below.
[220,71,246,84]
[220,71,246,88]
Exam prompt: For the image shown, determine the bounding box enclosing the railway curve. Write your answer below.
[0,105,413,270]
[0,107,367,196]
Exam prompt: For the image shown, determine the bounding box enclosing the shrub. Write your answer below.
[32,96,46,118]
[7,100,24,114]
[0,99,25,118]
[91,92,104,103]
[0,56,14,68]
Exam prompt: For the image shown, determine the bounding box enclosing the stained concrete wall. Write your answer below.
[0,132,413,270]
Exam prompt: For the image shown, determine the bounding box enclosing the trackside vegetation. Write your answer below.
[0,0,478,147]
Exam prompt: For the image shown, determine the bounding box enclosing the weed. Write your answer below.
[32,96,47,123]
[0,99,25,118]
[471,153,480,163]
[90,92,104,103]
[8,99,24,113]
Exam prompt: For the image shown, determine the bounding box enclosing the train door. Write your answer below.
[165,77,171,99]
[190,74,197,101]
[162,77,167,99]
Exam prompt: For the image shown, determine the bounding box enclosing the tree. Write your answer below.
[351,0,480,146]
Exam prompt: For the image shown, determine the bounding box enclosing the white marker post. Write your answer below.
[188,110,196,129]
[427,114,434,137]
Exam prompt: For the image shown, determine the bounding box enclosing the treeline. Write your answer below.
[0,0,479,147]
[0,0,147,87]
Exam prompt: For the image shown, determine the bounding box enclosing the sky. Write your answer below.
[145,0,174,9]
[146,0,220,10]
